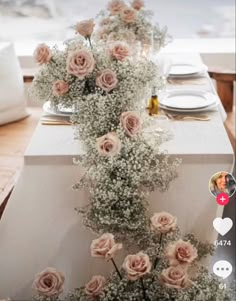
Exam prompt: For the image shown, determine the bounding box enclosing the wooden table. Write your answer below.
[0,108,42,215]
[208,70,236,112]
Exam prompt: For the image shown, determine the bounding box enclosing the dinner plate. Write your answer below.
[159,102,218,113]
[169,63,207,77]
[159,90,216,110]
[43,101,74,116]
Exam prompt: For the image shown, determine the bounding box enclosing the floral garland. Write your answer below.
[96,0,171,52]
[31,219,232,300]
[30,19,178,244]
[5,13,231,301]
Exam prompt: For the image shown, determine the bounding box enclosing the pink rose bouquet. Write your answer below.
[123,252,151,280]
[165,239,198,267]
[96,132,122,157]
[32,267,65,297]
[131,0,144,10]
[96,0,171,53]
[75,19,95,38]
[33,43,52,65]
[151,212,177,234]
[52,80,69,96]
[108,41,130,61]
[160,266,191,289]
[85,275,106,296]
[66,49,95,79]
[96,69,118,92]
[107,0,125,15]
[91,233,123,260]
[120,111,142,137]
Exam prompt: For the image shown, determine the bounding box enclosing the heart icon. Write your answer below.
[213,218,233,236]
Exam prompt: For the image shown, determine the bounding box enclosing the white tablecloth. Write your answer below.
[0,53,234,299]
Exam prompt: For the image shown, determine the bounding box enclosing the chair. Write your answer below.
[208,69,236,112]
[0,43,29,125]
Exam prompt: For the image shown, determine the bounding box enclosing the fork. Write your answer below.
[165,113,210,121]
[41,120,72,125]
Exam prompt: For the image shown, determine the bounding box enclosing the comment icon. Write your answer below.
[213,260,232,279]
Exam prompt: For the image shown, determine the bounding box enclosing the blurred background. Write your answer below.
[0,0,235,42]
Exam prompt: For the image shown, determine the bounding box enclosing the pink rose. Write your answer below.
[120,111,141,137]
[121,7,137,24]
[96,69,118,92]
[96,132,122,157]
[150,212,177,234]
[66,49,95,79]
[123,252,152,281]
[160,266,191,289]
[165,240,198,267]
[107,0,125,15]
[108,41,130,61]
[91,233,123,260]
[52,80,69,96]
[75,19,95,37]
[32,267,65,297]
[85,275,106,296]
[131,0,144,10]
[33,43,52,65]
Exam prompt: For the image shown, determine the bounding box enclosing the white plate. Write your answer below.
[169,64,207,77]
[159,90,216,110]
[160,102,218,113]
[43,101,73,116]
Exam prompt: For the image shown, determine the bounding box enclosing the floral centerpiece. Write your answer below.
[24,14,233,301]
[30,19,158,112]
[96,0,171,52]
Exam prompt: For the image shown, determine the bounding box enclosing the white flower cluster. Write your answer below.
[76,125,180,242]
[30,30,179,243]
[96,0,171,52]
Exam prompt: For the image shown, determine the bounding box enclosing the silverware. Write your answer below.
[41,120,72,125]
[165,113,210,121]
[167,78,206,85]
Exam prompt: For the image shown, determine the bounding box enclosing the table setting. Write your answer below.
[41,102,73,125]
[0,0,234,300]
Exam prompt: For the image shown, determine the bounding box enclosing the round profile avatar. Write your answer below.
[209,171,236,197]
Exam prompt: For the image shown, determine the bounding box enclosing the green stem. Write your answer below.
[69,77,77,85]
[154,233,163,269]
[140,278,149,301]
[83,79,91,94]
[87,36,93,49]
[111,258,122,280]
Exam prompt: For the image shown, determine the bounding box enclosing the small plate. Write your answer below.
[159,90,216,110]
[169,63,207,77]
[43,101,73,116]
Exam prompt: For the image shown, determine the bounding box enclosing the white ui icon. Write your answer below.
[213,218,233,236]
[213,261,232,279]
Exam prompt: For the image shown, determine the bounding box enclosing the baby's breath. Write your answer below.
[31,24,232,301]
